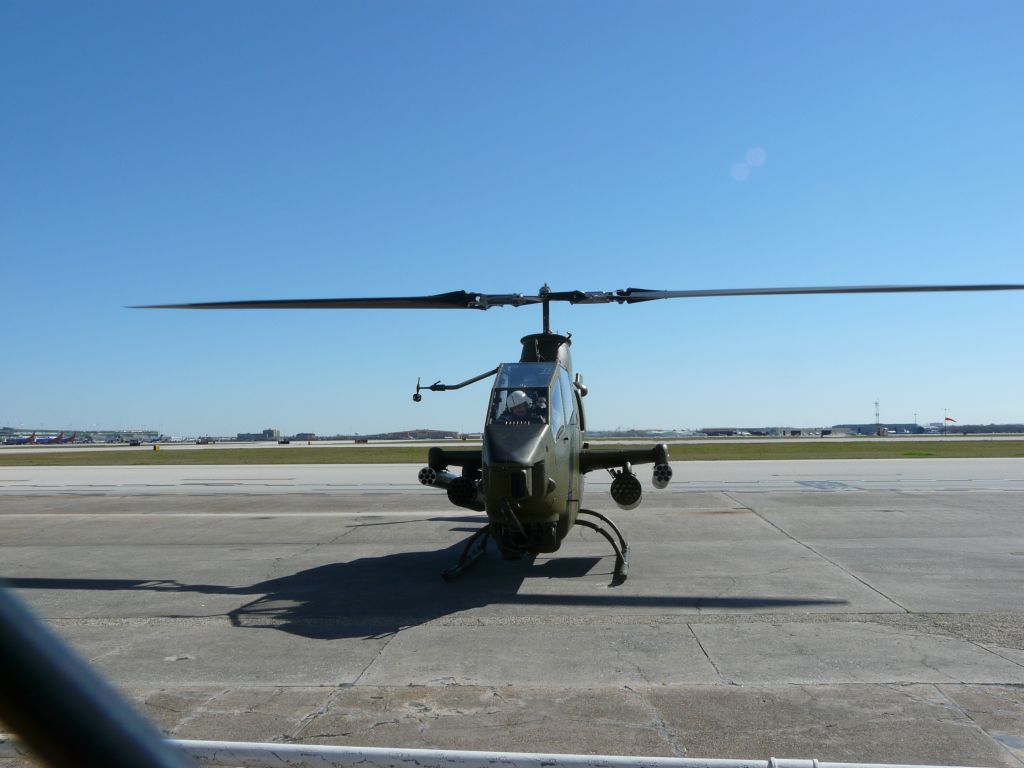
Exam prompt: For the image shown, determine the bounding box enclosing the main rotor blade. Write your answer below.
[614,284,1024,302]
[134,283,1024,310]
[134,290,494,310]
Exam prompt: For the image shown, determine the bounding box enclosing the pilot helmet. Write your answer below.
[506,390,532,410]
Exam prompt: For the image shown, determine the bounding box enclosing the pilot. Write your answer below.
[501,390,533,423]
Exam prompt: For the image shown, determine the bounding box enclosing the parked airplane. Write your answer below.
[40,432,76,444]
[3,432,76,446]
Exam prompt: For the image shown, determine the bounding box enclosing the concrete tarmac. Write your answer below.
[1,460,1022,766]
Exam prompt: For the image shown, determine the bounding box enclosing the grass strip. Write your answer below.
[0,446,428,466]
[660,440,1024,461]
[1,440,1022,466]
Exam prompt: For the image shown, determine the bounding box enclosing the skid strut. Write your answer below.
[577,508,629,585]
[442,525,491,581]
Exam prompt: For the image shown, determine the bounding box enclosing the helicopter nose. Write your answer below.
[484,423,548,466]
[483,424,550,502]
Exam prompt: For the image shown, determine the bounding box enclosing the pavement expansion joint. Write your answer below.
[353,629,401,687]
[167,687,232,736]
[629,686,689,757]
[287,686,347,742]
[686,623,735,685]
[930,684,1024,768]
[724,491,911,614]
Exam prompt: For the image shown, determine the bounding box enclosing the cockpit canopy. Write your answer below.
[488,363,554,426]
[487,362,578,430]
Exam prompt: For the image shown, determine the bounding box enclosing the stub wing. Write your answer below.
[580,443,670,474]
[428,444,670,475]
[427,447,482,472]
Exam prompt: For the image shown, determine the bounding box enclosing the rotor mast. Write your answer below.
[540,284,551,334]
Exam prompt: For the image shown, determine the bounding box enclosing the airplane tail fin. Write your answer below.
[67,433,76,443]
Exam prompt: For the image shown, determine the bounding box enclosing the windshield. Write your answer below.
[488,364,556,425]
[493,362,556,389]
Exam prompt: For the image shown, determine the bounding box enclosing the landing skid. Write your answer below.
[577,508,629,585]
[441,509,630,586]
[442,525,491,581]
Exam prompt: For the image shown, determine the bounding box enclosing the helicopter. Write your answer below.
[139,281,1024,585]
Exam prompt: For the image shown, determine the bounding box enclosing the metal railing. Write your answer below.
[0,736,991,768]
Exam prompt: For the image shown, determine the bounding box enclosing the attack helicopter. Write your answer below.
[140,281,1024,584]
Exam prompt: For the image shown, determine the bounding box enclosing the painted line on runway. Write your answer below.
[0,511,464,518]
[182,477,299,481]
[0,486,427,494]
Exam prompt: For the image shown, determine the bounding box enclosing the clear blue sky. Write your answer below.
[3,2,1022,436]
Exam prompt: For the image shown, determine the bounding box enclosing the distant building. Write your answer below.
[237,428,281,441]
[832,423,925,436]
[700,426,834,437]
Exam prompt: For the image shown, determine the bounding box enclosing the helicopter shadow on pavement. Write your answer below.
[228,543,846,640]
[0,542,583,640]
[2,535,847,641]
[226,541,592,639]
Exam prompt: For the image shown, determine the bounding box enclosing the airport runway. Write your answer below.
[1,460,1022,766]
[2,433,1023,455]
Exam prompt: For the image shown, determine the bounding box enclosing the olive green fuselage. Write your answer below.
[480,333,582,557]
[425,331,669,561]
